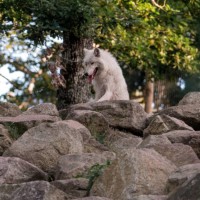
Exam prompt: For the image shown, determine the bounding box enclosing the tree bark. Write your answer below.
[56,33,93,110]
[144,72,154,113]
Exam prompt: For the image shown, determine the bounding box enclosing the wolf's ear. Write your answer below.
[94,48,100,57]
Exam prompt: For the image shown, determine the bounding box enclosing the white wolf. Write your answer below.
[83,48,129,102]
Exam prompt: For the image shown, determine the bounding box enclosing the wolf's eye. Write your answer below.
[91,62,94,65]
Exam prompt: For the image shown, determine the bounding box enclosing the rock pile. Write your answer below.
[0,92,200,200]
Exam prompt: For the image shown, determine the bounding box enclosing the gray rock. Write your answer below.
[167,163,200,193]
[3,120,85,172]
[139,135,171,149]
[90,100,148,135]
[178,92,200,105]
[0,181,71,200]
[144,115,193,137]
[0,102,21,117]
[0,125,13,155]
[126,195,167,200]
[72,197,112,200]
[139,138,199,167]
[167,173,200,200]
[159,104,200,130]
[51,178,89,198]
[164,130,199,144]
[164,130,200,159]
[65,101,148,136]
[105,129,142,154]
[66,110,109,142]
[91,148,176,200]
[22,103,59,116]
[0,157,48,184]
[55,152,116,180]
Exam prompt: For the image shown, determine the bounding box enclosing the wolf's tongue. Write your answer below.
[88,68,98,84]
[88,75,93,84]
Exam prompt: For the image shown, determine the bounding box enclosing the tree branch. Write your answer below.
[151,0,166,9]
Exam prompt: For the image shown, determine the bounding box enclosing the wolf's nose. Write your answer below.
[84,72,88,77]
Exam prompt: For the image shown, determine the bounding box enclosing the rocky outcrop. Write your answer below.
[0,92,199,200]
[3,120,86,172]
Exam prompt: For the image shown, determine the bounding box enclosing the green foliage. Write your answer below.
[4,122,27,140]
[95,0,200,80]
[86,161,111,193]
[0,0,97,44]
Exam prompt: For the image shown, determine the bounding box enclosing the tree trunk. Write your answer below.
[56,33,93,110]
[144,72,154,113]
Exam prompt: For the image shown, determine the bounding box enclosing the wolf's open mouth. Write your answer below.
[88,67,98,84]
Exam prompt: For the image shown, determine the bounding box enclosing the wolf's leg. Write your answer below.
[97,90,112,102]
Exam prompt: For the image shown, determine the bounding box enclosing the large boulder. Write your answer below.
[158,105,200,130]
[66,110,109,141]
[55,152,116,180]
[164,130,200,158]
[0,181,71,200]
[128,195,167,200]
[0,157,48,184]
[0,103,61,139]
[139,137,200,167]
[144,115,193,137]
[72,197,112,200]
[0,102,21,117]
[167,173,200,200]
[3,120,86,172]
[0,125,13,155]
[63,101,148,136]
[178,92,200,105]
[90,101,148,135]
[166,163,200,193]
[91,148,176,200]
[105,129,142,154]
[52,178,89,198]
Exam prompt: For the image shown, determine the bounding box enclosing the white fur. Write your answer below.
[83,48,129,102]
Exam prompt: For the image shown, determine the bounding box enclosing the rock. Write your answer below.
[0,103,61,138]
[0,102,21,117]
[178,92,200,105]
[65,101,148,136]
[188,136,200,159]
[51,178,89,198]
[84,137,109,154]
[139,135,171,149]
[128,195,167,200]
[22,103,59,116]
[144,115,193,137]
[91,148,176,200]
[72,197,112,200]
[159,104,200,130]
[164,130,200,158]
[164,130,199,144]
[167,173,200,200]
[0,181,71,200]
[3,120,85,172]
[0,125,13,155]
[166,163,200,193]
[66,110,109,142]
[0,157,48,184]
[55,152,116,180]
[90,100,148,135]
[139,138,199,167]
[105,129,142,154]
[19,103,61,129]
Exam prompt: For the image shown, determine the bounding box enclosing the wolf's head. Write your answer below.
[83,48,105,84]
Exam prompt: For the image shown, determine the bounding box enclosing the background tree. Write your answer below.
[0,0,97,109]
[95,0,200,112]
[0,0,200,112]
